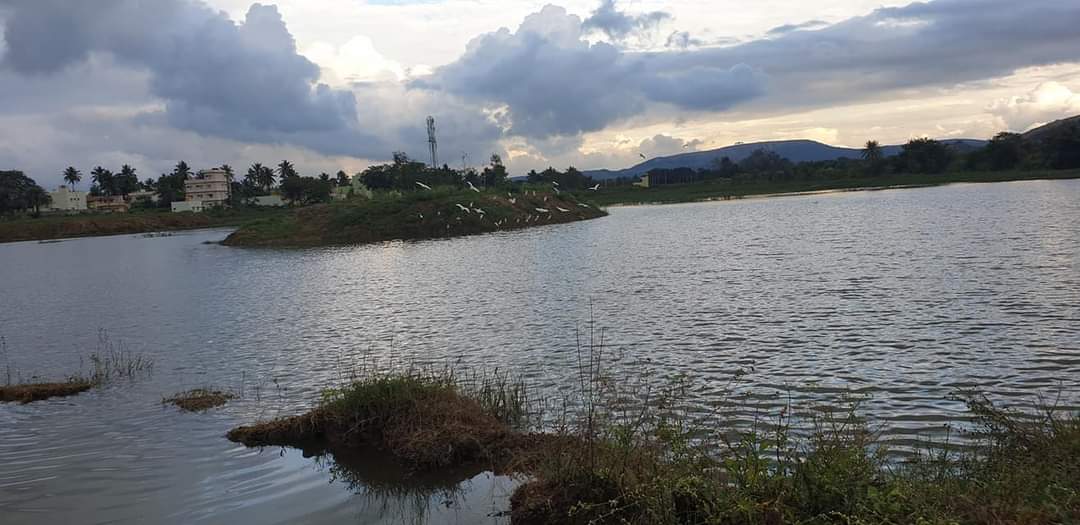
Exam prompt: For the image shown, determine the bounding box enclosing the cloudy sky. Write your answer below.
[2,0,1079,188]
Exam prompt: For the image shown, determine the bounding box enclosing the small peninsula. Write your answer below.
[222,189,606,247]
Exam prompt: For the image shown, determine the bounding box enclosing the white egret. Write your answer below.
[556,206,570,212]
[535,207,550,213]
[455,203,470,213]
[588,184,600,191]
[415,181,432,190]
[466,181,480,193]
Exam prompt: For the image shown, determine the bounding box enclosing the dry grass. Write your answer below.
[0,380,92,403]
[164,389,236,412]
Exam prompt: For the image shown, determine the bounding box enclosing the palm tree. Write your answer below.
[117,164,138,196]
[862,140,885,176]
[62,167,82,190]
[219,164,235,183]
[90,166,114,196]
[250,162,275,191]
[862,140,883,163]
[173,161,192,180]
[277,160,298,181]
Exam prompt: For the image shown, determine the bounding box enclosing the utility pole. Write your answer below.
[426,116,438,168]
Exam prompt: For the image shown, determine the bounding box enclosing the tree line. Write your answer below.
[637,122,1080,186]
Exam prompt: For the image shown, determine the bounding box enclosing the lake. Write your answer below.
[1,180,1078,524]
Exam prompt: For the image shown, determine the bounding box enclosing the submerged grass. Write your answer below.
[164,388,236,412]
[0,380,92,403]
[0,330,153,403]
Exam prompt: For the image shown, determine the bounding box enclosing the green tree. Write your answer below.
[898,138,953,174]
[62,167,82,190]
[318,172,331,183]
[982,132,1025,171]
[481,154,509,187]
[0,171,49,215]
[90,166,115,196]
[335,170,350,187]
[277,160,298,181]
[116,164,139,196]
[173,161,192,180]
[862,140,885,176]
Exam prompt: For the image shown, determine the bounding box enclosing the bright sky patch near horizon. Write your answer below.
[1,0,1079,187]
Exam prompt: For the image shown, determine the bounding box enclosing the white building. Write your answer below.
[182,169,230,209]
[171,200,205,213]
[46,186,87,212]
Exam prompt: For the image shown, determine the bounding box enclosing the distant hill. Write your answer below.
[583,138,986,180]
[1022,115,1080,142]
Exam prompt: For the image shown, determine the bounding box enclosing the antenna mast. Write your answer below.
[426,116,438,168]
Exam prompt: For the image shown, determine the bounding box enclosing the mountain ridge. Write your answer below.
[583,138,987,180]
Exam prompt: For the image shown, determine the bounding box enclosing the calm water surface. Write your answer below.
[1,180,1078,524]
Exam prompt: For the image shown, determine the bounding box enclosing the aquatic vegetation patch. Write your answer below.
[228,369,556,469]
[0,330,153,404]
[0,380,92,403]
[164,389,236,412]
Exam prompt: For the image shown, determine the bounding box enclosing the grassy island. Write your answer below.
[222,189,606,248]
[229,364,1079,525]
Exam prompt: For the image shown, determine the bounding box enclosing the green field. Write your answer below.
[584,169,1080,206]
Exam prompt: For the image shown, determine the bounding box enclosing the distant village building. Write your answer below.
[87,195,130,213]
[181,168,230,209]
[127,189,159,205]
[46,186,87,212]
[252,195,285,207]
[171,200,206,213]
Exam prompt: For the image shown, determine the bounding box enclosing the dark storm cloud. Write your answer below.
[582,0,671,41]
[0,0,368,153]
[422,0,1080,140]
[671,0,1080,108]
[418,5,765,138]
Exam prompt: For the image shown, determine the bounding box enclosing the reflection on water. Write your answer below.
[315,447,517,525]
[1,180,1079,523]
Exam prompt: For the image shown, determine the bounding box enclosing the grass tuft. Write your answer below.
[164,388,236,412]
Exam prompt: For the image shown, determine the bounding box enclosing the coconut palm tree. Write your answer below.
[863,140,885,176]
[62,167,82,190]
[173,161,192,180]
[116,164,138,196]
[250,163,275,191]
[862,140,883,163]
[277,160,298,181]
[90,166,114,196]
